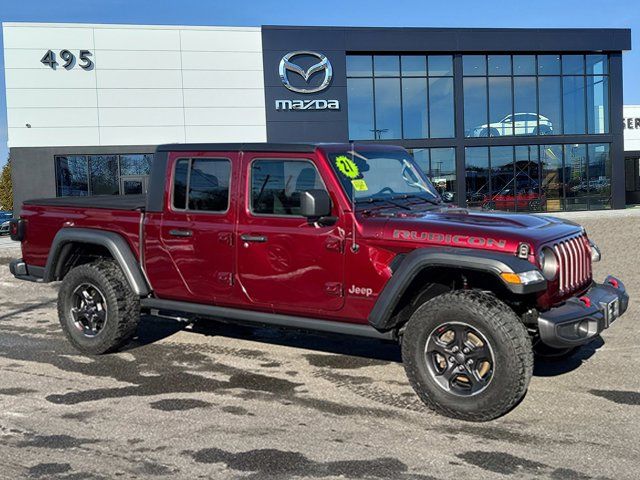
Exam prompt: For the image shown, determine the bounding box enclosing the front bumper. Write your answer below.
[537,276,629,349]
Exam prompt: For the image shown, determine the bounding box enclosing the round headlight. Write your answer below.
[539,247,559,281]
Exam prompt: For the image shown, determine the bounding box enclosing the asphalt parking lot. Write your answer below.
[0,211,638,480]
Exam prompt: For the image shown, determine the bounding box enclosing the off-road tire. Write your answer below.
[58,259,140,354]
[401,290,533,421]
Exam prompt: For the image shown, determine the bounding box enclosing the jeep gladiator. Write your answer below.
[9,143,629,421]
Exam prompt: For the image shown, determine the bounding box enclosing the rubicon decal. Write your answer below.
[393,229,507,249]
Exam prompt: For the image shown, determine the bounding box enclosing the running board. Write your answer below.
[140,298,394,341]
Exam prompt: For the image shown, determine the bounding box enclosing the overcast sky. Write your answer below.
[0,0,638,168]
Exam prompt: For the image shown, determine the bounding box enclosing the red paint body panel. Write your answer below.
[18,144,590,322]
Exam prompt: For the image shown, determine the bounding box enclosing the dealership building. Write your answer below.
[2,22,636,211]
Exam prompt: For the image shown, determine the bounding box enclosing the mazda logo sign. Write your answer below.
[279,51,333,94]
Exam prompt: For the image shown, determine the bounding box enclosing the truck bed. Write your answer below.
[23,195,146,211]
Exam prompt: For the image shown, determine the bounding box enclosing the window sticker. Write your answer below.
[351,179,368,191]
[335,155,360,179]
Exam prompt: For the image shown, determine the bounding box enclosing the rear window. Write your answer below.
[172,158,231,212]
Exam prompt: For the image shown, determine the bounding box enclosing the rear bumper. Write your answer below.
[538,276,629,349]
[9,259,44,283]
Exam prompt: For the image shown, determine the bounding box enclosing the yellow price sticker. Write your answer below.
[351,179,368,191]
[335,155,360,179]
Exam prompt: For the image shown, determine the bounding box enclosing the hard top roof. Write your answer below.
[155,143,407,153]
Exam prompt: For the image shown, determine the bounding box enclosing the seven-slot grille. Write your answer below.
[552,234,592,293]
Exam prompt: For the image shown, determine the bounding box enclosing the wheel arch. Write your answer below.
[369,247,546,332]
[44,228,150,296]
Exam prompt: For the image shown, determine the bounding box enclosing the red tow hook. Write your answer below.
[579,296,592,308]
[607,278,619,289]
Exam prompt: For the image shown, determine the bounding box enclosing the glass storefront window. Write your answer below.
[429,77,455,138]
[402,78,428,139]
[562,55,585,75]
[347,54,454,140]
[489,146,515,211]
[346,56,372,77]
[540,145,564,212]
[513,77,537,135]
[488,77,512,137]
[463,55,486,76]
[538,76,562,135]
[538,55,560,75]
[465,147,490,208]
[587,143,611,209]
[586,54,608,75]
[563,76,586,134]
[464,77,487,137]
[513,55,536,76]
[347,78,374,140]
[488,55,511,76]
[514,145,542,212]
[464,53,607,138]
[430,148,456,203]
[56,156,88,197]
[428,56,453,76]
[587,76,609,134]
[401,55,427,76]
[407,148,457,204]
[564,144,589,210]
[374,78,402,139]
[373,55,399,76]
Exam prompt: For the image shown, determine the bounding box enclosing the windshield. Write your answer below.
[326,149,440,205]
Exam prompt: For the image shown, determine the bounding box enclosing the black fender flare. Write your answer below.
[43,227,151,296]
[368,247,546,332]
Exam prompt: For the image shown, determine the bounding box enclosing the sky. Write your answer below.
[0,0,638,168]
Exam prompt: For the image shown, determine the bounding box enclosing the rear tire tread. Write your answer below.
[58,259,139,354]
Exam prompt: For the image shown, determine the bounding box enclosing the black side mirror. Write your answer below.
[301,189,332,219]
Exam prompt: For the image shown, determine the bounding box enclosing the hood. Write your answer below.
[369,208,583,255]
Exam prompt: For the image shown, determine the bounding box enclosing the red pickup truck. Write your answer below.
[9,143,629,421]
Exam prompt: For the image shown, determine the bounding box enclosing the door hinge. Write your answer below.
[325,237,345,253]
[217,272,234,286]
[324,282,343,297]
[218,231,234,246]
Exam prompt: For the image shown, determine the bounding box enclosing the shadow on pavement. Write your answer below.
[130,314,403,363]
[533,337,605,377]
[132,313,606,375]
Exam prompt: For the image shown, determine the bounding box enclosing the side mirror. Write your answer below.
[301,189,332,219]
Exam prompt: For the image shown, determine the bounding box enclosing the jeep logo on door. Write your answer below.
[275,51,340,111]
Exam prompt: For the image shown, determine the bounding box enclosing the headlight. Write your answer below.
[589,241,601,262]
[538,246,559,281]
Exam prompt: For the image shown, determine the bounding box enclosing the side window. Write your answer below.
[251,159,325,216]
[173,159,189,209]
[172,158,231,212]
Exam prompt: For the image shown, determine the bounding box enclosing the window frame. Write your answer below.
[170,156,232,215]
[248,157,329,219]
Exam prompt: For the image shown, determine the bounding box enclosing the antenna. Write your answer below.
[350,142,359,253]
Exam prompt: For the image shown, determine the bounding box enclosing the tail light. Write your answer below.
[9,219,25,241]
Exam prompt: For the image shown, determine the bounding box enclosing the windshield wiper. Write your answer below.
[355,196,412,211]
[390,193,441,207]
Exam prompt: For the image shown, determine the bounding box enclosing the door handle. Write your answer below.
[169,229,193,237]
[240,234,267,243]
